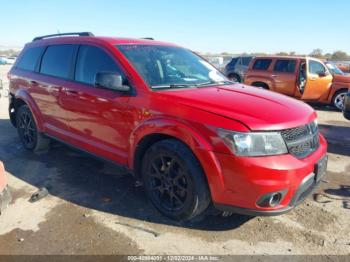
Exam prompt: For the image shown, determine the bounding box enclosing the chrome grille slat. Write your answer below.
[281,122,319,158]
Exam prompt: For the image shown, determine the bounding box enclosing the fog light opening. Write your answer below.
[269,193,282,207]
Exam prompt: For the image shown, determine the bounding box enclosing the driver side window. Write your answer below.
[309,60,326,75]
[75,45,122,85]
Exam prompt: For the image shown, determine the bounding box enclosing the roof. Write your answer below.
[26,35,178,48]
[253,55,322,61]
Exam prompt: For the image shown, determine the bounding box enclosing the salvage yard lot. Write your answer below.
[0,65,349,256]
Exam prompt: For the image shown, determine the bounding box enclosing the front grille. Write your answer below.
[281,121,319,158]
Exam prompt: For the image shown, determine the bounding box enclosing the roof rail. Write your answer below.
[141,37,154,40]
[32,32,94,42]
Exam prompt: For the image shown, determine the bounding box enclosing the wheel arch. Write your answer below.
[12,89,44,131]
[227,72,241,82]
[251,81,270,89]
[129,118,214,180]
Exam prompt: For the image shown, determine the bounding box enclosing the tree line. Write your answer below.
[219,49,350,61]
[0,49,20,57]
[2,48,350,61]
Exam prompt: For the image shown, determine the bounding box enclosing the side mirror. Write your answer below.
[317,71,327,77]
[95,72,130,92]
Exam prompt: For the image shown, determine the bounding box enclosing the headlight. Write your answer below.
[217,129,288,157]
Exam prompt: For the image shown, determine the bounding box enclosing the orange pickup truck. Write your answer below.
[244,56,350,110]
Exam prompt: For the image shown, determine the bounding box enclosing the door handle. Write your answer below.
[64,89,79,95]
[30,80,39,86]
[271,75,277,77]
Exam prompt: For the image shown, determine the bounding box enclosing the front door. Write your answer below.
[60,44,134,165]
[302,59,333,100]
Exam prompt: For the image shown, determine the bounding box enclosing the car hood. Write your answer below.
[333,74,350,83]
[161,84,316,131]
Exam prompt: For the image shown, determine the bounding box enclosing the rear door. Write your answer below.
[60,44,133,165]
[37,44,77,138]
[302,59,333,100]
[270,59,298,96]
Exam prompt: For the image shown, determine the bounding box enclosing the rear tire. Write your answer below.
[228,73,241,83]
[332,89,347,111]
[16,105,50,153]
[142,139,210,221]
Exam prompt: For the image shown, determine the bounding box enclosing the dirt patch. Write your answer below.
[288,201,337,232]
[0,203,140,255]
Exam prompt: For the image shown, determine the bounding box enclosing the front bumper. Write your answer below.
[214,171,322,216]
[0,186,11,214]
[198,134,327,216]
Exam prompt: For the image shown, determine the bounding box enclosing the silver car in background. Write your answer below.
[224,56,254,83]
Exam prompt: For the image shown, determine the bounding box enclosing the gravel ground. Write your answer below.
[0,64,349,257]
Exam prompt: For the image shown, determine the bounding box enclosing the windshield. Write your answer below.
[117,45,229,89]
[325,62,344,75]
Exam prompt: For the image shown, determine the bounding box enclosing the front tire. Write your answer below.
[332,90,347,111]
[142,139,210,221]
[16,105,50,152]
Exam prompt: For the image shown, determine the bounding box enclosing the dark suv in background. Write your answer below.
[224,56,253,82]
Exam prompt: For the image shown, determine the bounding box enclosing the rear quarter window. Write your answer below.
[252,59,272,70]
[273,59,296,73]
[40,45,76,79]
[16,47,45,71]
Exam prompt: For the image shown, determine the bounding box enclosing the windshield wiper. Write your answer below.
[195,80,234,87]
[151,84,194,89]
[152,80,234,90]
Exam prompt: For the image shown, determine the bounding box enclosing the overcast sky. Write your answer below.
[1,0,349,54]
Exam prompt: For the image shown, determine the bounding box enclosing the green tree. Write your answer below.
[331,51,349,61]
[275,52,289,56]
[324,53,332,60]
[309,49,323,58]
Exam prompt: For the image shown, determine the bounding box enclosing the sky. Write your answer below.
[1,0,349,54]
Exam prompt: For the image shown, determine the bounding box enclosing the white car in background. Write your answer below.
[3,57,16,64]
[0,57,7,65]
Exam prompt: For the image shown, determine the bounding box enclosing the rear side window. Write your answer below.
[252,59,272,70]
[229,58,238,66]
[242,57,252,66]
[16,47,45,71]
[40,45,76,79]
[273,59,296,73]
[75,45,121,85]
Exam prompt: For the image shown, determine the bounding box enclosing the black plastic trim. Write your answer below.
[33,32,94,42]
[45,134,133,176]
[214,203,293,217]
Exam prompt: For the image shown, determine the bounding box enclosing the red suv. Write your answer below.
[8,33,328,220]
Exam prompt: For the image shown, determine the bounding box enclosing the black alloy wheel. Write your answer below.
[142,139,210,221]
[17,106,37,149]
